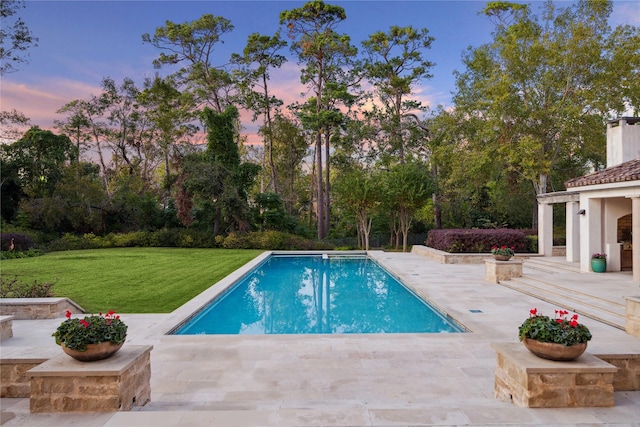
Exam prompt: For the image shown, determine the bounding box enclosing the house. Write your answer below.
[537,117,640,282]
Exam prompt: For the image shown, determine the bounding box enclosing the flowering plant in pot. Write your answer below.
[518,308,592,361]
[490,245,515,260]
[591,253,607,273]
[53,310,127,361]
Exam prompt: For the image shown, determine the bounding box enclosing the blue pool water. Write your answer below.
[174,255,463,335]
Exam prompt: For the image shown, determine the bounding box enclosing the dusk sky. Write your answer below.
[2,0,639,144]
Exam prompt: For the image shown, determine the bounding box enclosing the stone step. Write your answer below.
[522,258,582,274]
[500,275,626,330]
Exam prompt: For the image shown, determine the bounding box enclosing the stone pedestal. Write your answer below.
[491,342,617,408]
[28,345,152,413]
[484,258,523,283]
[626,296,640,337]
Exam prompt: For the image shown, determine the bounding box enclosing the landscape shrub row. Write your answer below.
[45,229,218,251]
[426,229,531,253]
[29,229,333,252]
[217,231,334,251]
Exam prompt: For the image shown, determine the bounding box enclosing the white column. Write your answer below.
[581,198,603,272]
[633,197,640,282]
[566,201,580,262]
[538,203,553,256]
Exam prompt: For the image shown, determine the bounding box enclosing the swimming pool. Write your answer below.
[173,254,464,335]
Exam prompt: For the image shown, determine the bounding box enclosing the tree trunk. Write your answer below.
[324,130,331,238]
[532,173,548,229]
[315,133,324,239]
[433,192,442,229]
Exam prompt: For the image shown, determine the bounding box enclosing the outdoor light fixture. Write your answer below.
[577,209,586,215]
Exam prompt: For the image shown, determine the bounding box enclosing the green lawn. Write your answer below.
[0,248,263,313]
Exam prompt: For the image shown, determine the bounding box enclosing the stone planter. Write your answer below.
[522,338,587,361]
[62,341,123,362]
[591,258,606,273]
[493,254,512,261]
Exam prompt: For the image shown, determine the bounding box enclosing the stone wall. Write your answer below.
[0,298,83,319]
[0,315,13,341]
[1,357,48,397]
[412,245,532,265]
[596,353,640,391]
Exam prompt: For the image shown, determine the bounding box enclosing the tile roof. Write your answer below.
[565,158,640,188]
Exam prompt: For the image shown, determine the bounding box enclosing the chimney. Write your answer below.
[607,117,640,167]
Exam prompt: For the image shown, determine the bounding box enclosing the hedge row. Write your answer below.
[24,229,335,252]
[217,231,334,251]
[426,229,532,253]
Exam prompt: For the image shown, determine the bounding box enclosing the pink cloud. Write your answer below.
[1,78,101,132]
[2,62,441,147]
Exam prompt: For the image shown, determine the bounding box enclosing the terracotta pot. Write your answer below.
[62,341,124,362]
[493,254,512,261]
[522,338,587,361]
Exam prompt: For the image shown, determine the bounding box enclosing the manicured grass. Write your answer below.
[0,248,263,313]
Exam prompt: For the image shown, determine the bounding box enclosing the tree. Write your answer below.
[2,126,76,198]
[56,96,112,190]
[0,0,38,75]
[99,77,157,182]
[18,162,106,234]
[382,162,434,252]
[231,32,287,194]
[265,113,309,216]
[142,14,235,113]
[280,0,358,239]
[137,75,197,199]
[0,109,30,141]
[332,167,382,250]
[179,106,259,234]
[453,0,640,226]
[361,26,435,164]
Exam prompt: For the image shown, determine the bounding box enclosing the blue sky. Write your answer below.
[3,0,639,142]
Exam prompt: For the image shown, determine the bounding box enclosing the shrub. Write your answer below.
[525,234,538,253]
[0,248,43,260]
[426,229,528,253]
[0,277,54,298]
[0,232,35,251]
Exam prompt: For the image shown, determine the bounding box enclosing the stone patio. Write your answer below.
[1,251,639,426]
